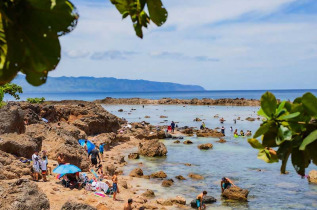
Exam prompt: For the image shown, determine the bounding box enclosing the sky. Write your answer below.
[53,0,317,90]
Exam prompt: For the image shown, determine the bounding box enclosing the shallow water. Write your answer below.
[103,105,317,209]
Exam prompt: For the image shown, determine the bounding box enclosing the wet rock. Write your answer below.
[0,179,50,209]
[150,171,167,179]
[245,117,255,121]
[196,128,224,138]
[61,201,96,210]
[173,140,180,144]
[162,179,174,187]
[118,109,123,112]
[222,186,249,201]
[175,175,186,180]
[183,140,193,144]
[160,115,168,118]
[128,153,140,159]
[138,140,167,157]
[129,168,144,177]
[0,104,25,135]
[308,170,317,184]
[190,196,217,208]
[216,138,227,143]
[184,163,192,166]
[142,189,155,198]
[0,133,43,158]
[144,116,151,118]
[194,117,202,121]
[188,173,204,180]
[197,143,213,150]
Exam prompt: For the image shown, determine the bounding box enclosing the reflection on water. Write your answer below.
[103,105,317,209]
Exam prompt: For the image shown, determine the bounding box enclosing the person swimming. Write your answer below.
[240,130,245,136]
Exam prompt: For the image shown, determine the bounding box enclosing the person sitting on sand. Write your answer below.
[97,164,104,180]
[124,198,133,210]
[221,177,235,193]
[32,151,40,181]
[196,191,207,210]
[89,147,100,168]
[57,153,66,165]
[112,171,119,201]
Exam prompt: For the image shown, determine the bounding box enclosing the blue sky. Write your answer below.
[54,0,317,90]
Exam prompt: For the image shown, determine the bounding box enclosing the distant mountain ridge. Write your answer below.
[12,75,205,93]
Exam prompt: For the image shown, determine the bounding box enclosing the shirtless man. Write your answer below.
[112,171,119,201]
[196,191,207,210]
[123,199,133,210]
[221,177,235,193]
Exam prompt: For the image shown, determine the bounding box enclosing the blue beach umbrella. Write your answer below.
[78,139,95,154]
[53,164,81,174]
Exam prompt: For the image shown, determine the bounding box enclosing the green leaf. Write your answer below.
[133,23,143,38]
[278,112,300,120]
[302,92,317,117]
[277,141,291,174]
[299,130,317,151]
[0,0,78,86]
[248,138,264,149]
[260,92,277,118]
[276,101,285,115]
[257,149,278,163]
[262,128,278,147]
[276,125,292,145]
[253,121,272,138]
[122,11,129,19]
[147,0,168,26]
[257,108,268,118]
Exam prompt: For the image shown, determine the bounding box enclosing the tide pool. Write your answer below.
[103,105,317,209]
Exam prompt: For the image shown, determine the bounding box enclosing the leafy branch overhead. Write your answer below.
[110,0,168,38]
[0,0,167,86]
[248,92,317,176]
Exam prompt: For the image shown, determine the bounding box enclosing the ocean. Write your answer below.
[4,89,317,101]
[104,104,317,209]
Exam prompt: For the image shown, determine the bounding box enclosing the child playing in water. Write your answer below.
[196,191,207,210]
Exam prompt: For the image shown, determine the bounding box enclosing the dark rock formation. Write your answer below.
[0,105,25,134]
[129,168,144,177]
[197,143,213,150]
[162,179,174,187]
[142,189,155,198]
[190,196,216,208]
[150,171,167,179]
[128,153,140,159]
[61,201,96,210]
[222,186,249,201]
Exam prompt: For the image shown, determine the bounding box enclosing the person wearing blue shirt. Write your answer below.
[99,143,105,162]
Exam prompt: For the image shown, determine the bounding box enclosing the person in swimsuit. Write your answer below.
[221,177,235,193]
[196,191,207,210]
[99,143,104,162]
[88,148,100,168]
[57,153,66,165]
[112,171,119,201]
[32,151,40,181]
[123,198,133,210]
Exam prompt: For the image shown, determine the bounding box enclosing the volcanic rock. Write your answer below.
[150,171,167,179]
[175,175,186,180]
[142,189,155,198]
[188,173,204,180]
[129,168,144,177]
[128,153,140,159]
[190,196,216,208]
[183,140,193,144]
[222,186,249,201]
[197,143,213,150]
[138,140,167,157]
[61,201,96,210]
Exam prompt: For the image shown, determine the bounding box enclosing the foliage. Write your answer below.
[110,0,168,38]
[27,97,45,104]
[0,0,167,86]
[0,83,23,107]
[248,92,317,176]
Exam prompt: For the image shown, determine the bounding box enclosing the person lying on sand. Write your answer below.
[196,191,207,210]
[221,177,235,193]
[123,198,133,210]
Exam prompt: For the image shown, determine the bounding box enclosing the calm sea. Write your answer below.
[4,89,317,101]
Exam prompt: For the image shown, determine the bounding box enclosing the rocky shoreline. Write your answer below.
[1,100,225,209]
[95,97,261,106]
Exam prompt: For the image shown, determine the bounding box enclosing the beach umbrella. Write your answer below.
[53,164,81,174]
[78,139,95,154]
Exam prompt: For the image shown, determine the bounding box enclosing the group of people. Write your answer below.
[233,129,252,137]
[32,150,52,182]
[196,177,235,209]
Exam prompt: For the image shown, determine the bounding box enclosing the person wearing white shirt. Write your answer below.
[32,151,40,181]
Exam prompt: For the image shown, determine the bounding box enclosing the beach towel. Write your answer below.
[90,169,99,180]
[96,182,109,193]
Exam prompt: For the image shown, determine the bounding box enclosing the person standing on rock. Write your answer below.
[123,198,133,210]
[112,171,119,201]
[171,121,175,133]
[196,191,207,210]
[221,126,225,136]
[89,147,100,168]
[32,151,40,181]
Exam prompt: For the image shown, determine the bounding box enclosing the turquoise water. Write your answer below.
[104,105,317,209]
[4,89,317,101]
